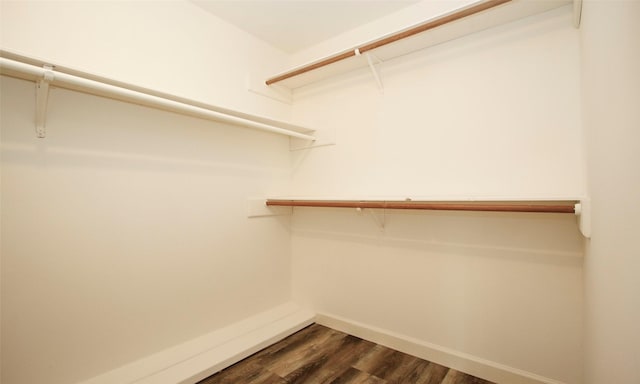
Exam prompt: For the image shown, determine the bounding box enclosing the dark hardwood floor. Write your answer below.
[198,324,495,384]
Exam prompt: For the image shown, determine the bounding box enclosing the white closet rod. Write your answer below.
[0,57,316,141]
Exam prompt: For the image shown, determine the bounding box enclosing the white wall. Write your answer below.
[288,0,477,68]
[0,75,292,384]
[581,1,640,383]
[290,6,583,199]
[290,6,584,384]
[0,0,290,118]
[0,2,294,384]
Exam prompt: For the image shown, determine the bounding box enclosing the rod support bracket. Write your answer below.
[355,49,384,92]
[573,0,582,28]
[35,64,54,138]
[575,199,591,238]
[356,206,386,231]
[370,208,386,231]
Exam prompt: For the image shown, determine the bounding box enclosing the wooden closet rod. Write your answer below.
[266,200,577,214]
[265,0,511,86]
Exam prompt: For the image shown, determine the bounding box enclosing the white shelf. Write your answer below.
[267,0,571,89]
[0,50,315,140]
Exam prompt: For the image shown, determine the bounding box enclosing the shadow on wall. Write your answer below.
[0,77,291,177]
[292,6,575,101]
[0,75,294,384]
[291,207,584,265]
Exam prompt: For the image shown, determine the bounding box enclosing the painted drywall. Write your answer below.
[288,0,477,68]
[292,209,583,383]
[0,0,290,119]
[290,5,583,200]
[0,75,292,384]
[0,1,295,383]
[581,1,640,383]
[290,6,584,384]
[0,1,290,384]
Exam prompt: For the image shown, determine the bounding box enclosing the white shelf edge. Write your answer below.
[0,50,315,140]
[267,0,571,89]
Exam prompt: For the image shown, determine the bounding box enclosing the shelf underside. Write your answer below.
[268,0,570,89]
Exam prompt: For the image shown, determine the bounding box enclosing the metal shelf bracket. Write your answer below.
[35,65,54,138]
[355,49,384,92]
[573,0,583,28]
[355,206,386,231]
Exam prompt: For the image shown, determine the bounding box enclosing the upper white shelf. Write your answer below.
[266,0,571,89]
[0,50,315,140]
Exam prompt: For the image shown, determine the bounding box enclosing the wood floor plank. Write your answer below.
[440,369,494,384]
[327,367,387,384]
[268,327,346,377]
[441,370,463,384]
[384,358,431,384]
[353,344,415,380]
[411,362,451,384]
[353,345,448,384]
[197,324,496,384]
[198,360,286,384]
[253,324,335,367]
[284,354,331,384]
[351,345,394,375]
[299,335,378,384]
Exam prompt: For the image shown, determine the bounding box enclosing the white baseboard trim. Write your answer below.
[78,302,315,384]
[315,312,566,384]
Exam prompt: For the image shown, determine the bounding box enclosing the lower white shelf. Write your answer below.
[77,302,314,384]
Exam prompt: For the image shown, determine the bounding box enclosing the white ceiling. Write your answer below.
[192,1,420,53]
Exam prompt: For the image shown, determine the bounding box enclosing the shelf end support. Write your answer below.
[575,199,591,238]
[35,65,54,138]
[355,49,384,92]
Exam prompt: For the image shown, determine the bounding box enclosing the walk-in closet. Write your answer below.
[1,1,638,383]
